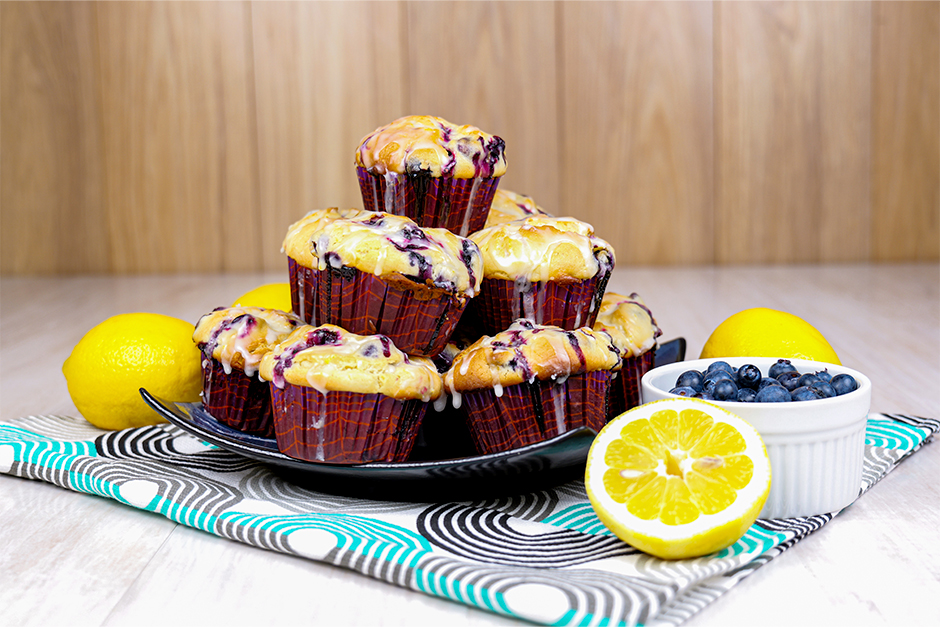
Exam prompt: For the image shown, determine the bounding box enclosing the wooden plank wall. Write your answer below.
[2,1,937,275]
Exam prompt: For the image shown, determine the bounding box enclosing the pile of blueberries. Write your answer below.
[670,359,859,403]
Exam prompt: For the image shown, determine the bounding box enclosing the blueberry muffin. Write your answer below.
[464,215,615,336]
[443,320,621,454]
[282,208,482,356]
[593,292,662,418]
[193,307,303,436]
[482,188,550,228]
[356,115,507,236]
[259,324,443,463]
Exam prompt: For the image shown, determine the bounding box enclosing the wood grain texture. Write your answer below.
[252,1,406,270]
[0,1,937,274]
[715,1,872,264]
[404,1,560,213]
[96,2,258,273]
[560,1,714,266]
[0,2,107,274]
[872,1,940,261]
[2,265,938,626]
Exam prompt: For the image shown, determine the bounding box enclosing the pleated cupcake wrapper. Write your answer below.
[462,370,611,455]
[270,384,428,464]
[357,166,500,236]
[459,253,613,338]
[288,258,467,357]
[200,357,274,437]
[607,350,657,420]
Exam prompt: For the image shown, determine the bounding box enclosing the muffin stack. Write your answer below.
[192,115,662,464]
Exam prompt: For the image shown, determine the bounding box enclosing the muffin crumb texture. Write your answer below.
[356,115,507,179]
[470,216,615,283]
[593,293,662,358]
[259,325,443,402]
[193,307,303,376]
[444,320,621,394]
[283,208,482,298]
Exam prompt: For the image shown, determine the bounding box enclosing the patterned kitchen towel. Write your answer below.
[1,413,936,626]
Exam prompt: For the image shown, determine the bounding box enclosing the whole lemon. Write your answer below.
[232,283,292,312]
[62,313,203,430]
[700,307,841,365]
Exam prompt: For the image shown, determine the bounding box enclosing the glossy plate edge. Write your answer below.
[140,337,685,500]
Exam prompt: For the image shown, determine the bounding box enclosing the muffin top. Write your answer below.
[283,208,483,297]
[469,215,616,283]
[443,319,621,393]
[355,115,507,179]
[593,292,662,358]
[259,324,443,401]
[193,307,303,377]
[483,189,551,228]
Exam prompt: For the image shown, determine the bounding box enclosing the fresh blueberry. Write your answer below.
[759,377,784,390]
[814,369,833,383]
[769,359,798,379]
[705,361,735,376]
[798,373,820,388]
[831,374,858,395]
[791,386,819,401]
[713,379,738,401]
[810,380,837,399]
[675,370,704,393]
[670,386,699,398]
[735,364,762,390]
[776,371,802,392]
[703,369,734,385]
[700,392,716,401]
[756,385,791,402]
[736,387,758,403]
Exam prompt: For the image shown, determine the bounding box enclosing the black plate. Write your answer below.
[141,337,685,501]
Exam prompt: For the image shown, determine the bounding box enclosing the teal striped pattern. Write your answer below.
[716,524,788,559]
[865,418,931,450]
[1,412,936,627]
[0,424,98,458]
[542,503,614,536]
[223,511,432,561]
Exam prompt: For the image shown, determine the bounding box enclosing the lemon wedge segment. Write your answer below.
[586,398,771,559]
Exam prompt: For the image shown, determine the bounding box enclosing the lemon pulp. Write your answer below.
[586,398,771,560]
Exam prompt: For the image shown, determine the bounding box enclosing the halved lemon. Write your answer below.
[585,398,771,560]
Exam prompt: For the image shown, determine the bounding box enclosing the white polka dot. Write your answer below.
[119,479,160,508]
[0,445,14,473]
[287,528,338,560]
[172,436,215,455]
[234,499,295,516]
[505,517,556,535]
[503,583,570,624]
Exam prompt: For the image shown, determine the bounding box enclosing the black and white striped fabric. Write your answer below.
[1,412,935,626]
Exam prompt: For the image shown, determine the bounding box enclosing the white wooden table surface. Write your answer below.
[2,264,938,626]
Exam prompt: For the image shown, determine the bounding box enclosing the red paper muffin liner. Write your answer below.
[461,370,611,455]
[288,258,468,357]
[270,384,428,464]
[458,251,614,337]
[201,357,274,437]
[357,166,500,236]
[607,350,656,420]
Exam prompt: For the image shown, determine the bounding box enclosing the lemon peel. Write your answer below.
[63,313,202,430]
[231,283,293,313]
[700,307,840,365]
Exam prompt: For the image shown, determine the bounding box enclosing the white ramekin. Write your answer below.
[641,357,872,519]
